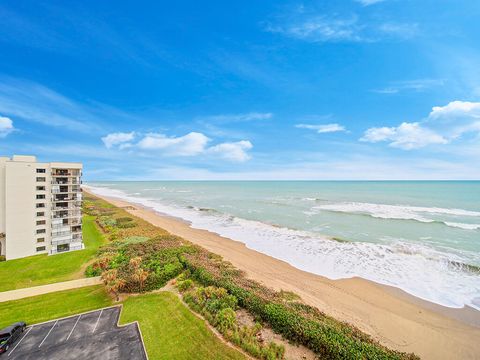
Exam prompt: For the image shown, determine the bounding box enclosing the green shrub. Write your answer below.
[216,307,237,333]
[99,217,117,227]
[262,342,285,360]
[178,279,194,292]
[118,222,136,229]
[0,255,5,262]
[123,236,149,244]
[116,217,133,224]
[85,264,102,277]
[181,283,284,359]
[184,261,415,360]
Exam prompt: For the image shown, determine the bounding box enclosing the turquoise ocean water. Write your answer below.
[87,181,480,310]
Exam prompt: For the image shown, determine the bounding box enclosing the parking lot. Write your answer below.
[4,306,147,360]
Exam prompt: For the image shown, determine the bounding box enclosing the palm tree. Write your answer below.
[102,269,125,301]
[129,256,149,292]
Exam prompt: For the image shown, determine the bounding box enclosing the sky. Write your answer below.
[0,0,479,180]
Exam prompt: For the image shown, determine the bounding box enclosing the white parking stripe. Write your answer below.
[92,309,103,333]
[7,326,32,357]
[38,320,57,348]
[66,315,81,341]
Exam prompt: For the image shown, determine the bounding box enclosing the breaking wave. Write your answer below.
[314,202,480,230]
[86,185,480,310]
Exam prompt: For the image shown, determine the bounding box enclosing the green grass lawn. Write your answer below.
[0,285,112,329]
[0,215,104,292]
[0,287,245,360]
[120,292,246,360]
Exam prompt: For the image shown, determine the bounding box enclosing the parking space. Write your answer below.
[5,306,147,360]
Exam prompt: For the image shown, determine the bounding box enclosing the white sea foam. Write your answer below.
[86,185,480,310]
[314,202,480,230]
[444,222,480,230]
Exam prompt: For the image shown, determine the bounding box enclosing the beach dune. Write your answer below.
[91,191,480,360]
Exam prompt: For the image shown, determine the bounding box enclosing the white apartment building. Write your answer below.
[0,155,83,260]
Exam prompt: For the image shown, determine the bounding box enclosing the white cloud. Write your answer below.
[373,79,444,94]
[267,16,363,42]
[0,116,15,138]
[265,7,417,43]
[296,123,346,133]
[137,132,210,156]
[361,100,480,150]
[201,112,273,123]
[429,101,480,119]
[427,101,480,139]
[101,132,135,149]
[361,126,396,142]
[101,130,254,162]
[378,23,419,39]
[361,122,447,149]
[207,140,253,162]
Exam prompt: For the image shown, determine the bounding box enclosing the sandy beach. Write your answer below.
[90,191,480,360]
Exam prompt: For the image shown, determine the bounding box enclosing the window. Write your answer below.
[36,186,46,191]
[36,194,45,200]
[36,246,46,252]
[37,238,45,243]
[57,244,70,252]
[36,220,46,225]
[36,203,45,208]
[36,177,46,182]
[36,229,46,234]
[37,211,45,217]
[36,168,46,173]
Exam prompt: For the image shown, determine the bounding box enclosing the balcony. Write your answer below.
[50,244,83,255]
[52,224,70,231]
[52,195,82,202]
[52,179,81,185]
[52,203,82,211]
[51,169,81,177]
[52,228,82,236]
[52,211,81,219]
[52,187,82,194]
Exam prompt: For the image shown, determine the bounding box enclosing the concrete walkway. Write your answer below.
[0,277,102,303]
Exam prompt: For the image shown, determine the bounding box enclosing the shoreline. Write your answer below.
[88,190,480,360]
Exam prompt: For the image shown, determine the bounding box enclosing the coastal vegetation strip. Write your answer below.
[85,193,419,360]
[0,215,104,292]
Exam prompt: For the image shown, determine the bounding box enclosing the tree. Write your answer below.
[129,256,149,292]
[102,269,125,301]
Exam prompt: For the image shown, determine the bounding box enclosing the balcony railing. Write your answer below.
[52,196,82,202]
[52,212,81,219]
[51,203,82,211]
[52,220,82,228]
[52,187,82,194]
[52,180,81,185]
[52,231,72,238]
[51,171,81,176]
[50,244,83,255]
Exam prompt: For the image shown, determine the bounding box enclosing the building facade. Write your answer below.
[0,155,83,260]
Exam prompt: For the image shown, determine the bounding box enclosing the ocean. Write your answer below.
[86,181,480,310]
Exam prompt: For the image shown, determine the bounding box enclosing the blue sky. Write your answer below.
[0,0,479,180]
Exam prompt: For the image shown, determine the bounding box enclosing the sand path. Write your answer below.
[0,277,102,303]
